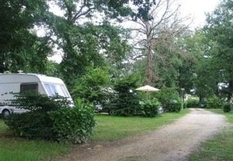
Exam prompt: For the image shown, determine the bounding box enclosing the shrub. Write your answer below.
[163,100,182,113]
[11,91,70,111]
[5,111,55,140]
[223,103,232,113]
[155,87,179,105]
[49,99,95,144]
[207,96,225,109]
[141,98,160,117]
[72,67,110,106]
[186,98,199,108]
[155,87,181,112]
[112,75,140,116]
[5,93,95,144]
[5,92,63,140]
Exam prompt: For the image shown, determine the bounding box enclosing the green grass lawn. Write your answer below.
[0,121,7,133]
[0,109,189,161]
[0,121,70,161]
[188,109,233,161]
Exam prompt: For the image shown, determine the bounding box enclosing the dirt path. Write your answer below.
[56,108,228,161]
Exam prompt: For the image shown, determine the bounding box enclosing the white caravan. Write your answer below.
[0,73,73,118]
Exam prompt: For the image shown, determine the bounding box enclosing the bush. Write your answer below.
[49,99,95,144]
[5,92,63,140]
[155,87,181,113]
[207,96,225,109]
[163,100,182,113]
[5,111,55,140]
[223,103,232,113]
[5,93,95,144]
[10,91,70,111]
[111,75,139,116]
[186,98,199,108]
[72,67,110,106]
[140,99,160,117]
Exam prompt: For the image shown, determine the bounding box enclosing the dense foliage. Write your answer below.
[203,0,233,102]
[0,0,51,73]
[2,0,233,120]
[5,93,95,143]
[72,67,110,105]
[49,99,95,144]
[186,98,199,108]
[140,98,160,117]
[154,87,182,112]
[223,103,232,113]
[111,75,140,116]
[206,96,225,109]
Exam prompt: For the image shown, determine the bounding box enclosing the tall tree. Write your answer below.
[46,0,157,87]
[179,30,217,101]
[204,0,233,101]
[126,0,189,85]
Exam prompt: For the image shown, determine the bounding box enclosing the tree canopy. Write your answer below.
[0,0,51,73]
[203,0,233,101]
[1,0,233,103]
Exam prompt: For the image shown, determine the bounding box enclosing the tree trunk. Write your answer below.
[227,80,233,102]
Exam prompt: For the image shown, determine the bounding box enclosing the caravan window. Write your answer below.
[44,83,70,97]
[20,83,38,93]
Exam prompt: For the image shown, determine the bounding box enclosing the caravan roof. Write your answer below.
[0,73,64,84]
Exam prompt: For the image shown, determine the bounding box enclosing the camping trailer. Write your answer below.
[0,73,73,118]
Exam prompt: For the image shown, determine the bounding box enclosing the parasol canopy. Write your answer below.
[135,85,160,92]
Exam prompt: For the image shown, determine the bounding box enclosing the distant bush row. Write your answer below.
[95,79,182,117]
[185,96,232,113]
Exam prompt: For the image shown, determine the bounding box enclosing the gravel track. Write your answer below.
[56,108,228,161]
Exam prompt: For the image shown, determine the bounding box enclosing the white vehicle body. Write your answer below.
[0,73,73,117]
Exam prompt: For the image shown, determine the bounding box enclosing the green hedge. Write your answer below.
[154,87,181,113]
[5,111,55,140]
[141,99,160,117]
[186,99,199,108]
[5,93,95,144]
[163,100,182,113]
[49,100,95,144]
[223,103,232,113]
[207,96,225,109]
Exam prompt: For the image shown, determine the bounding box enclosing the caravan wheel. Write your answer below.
[2,109,11,119]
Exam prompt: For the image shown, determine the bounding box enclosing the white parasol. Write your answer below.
[135,85,160,92]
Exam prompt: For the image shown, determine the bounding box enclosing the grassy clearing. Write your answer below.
[0,121,8,133]
[91,109,190,141]
[0,109,189,161]
[0,120,70,161]
[189,109,233,161]
[0,139,70,161]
